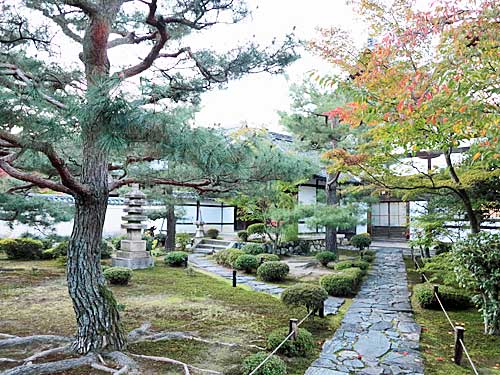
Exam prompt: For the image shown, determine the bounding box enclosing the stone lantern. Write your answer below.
[112,186,154,269]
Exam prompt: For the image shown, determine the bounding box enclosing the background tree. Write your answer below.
[312,0,499,234]
[0,0,305,355]
[279,80,367,256]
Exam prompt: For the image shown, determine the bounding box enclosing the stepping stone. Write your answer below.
[353,331,391,359]
[305,367,349,375]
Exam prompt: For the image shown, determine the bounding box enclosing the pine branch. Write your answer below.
[63,0,98,16]
[109,177,229,193]
[107,31,158,49]
[116,0,169,79]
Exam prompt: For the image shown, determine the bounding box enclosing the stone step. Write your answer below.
[200,239,231,246]
[196,244,228,249]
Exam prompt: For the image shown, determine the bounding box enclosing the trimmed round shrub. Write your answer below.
[241,352,286,375]
[257,261,289,282]
[0,238,44,260]
[267,327,314,357]
[316,251,337,266]
[281,284,328,312]
[101,241,114,259]
[207,228,219,239]
[360,249,376,262]
[104,267,132,285]
[413,283,472,310]
[214,248,245,267]
[335,260,369,271]
[320,268,363,297]
[247,223,266,236]
[256,253,280,264]
[234,254,258,272]
[41,241,68,259]
[242,243,266,255]
[165,251,188,267]
[237,230,249,242]
[350,233,372,250]
[175,233,192,251]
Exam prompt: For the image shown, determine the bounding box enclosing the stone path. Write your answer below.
[306,248,424,375]
[189,253,345,315]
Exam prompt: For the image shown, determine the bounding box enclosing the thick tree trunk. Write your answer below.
[165,205,176,252]
[67,127,126,354]
[325,172,338,256]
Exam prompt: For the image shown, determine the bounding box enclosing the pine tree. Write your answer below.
[0,0,308,354]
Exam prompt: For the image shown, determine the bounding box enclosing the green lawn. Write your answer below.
[0,255,348,374]
[404,256,500,375]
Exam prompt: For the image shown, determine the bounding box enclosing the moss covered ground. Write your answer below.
[0,255,349,374]
[404,256,500,375]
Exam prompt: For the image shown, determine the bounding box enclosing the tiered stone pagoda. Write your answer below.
[112,186,154,269]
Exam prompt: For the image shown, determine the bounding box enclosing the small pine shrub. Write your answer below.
[164,251,188,267]
[256,253,280,264]
[242,243,266,255]
[0,238,44,260]
[104,267,132,285]
[237,230,249,242]
[247,223,266,236]
[257,261,289,282]
[234,254,258,272]
[350,233,372,250]
[316,251,337,266]
[413,284,472,310]
[360,249,376,262]
[207,228,219,239]
[241,352,286,375]
[267,327,314,357]
[320,268,363,297]
[281,284,328,312]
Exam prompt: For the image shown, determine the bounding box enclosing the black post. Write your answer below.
[421,273,426,283]
[454,326,465,365]
[232,270,237,287]
[319,301,325,318]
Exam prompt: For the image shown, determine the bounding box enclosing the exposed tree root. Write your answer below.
[130,353,221,375]
[0,354,97,375]
[129,322,265,350]
[22,345,71,363]
[0,335,71,349]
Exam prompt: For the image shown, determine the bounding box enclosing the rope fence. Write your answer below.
[412,256,479,375]
[248,310,314,375]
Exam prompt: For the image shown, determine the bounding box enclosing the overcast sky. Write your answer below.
[191,0,369,132]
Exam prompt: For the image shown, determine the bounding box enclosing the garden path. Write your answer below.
[188,253,345,315]
[305,247,424,375]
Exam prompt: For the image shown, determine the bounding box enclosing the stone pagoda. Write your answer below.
[112,186,154,269]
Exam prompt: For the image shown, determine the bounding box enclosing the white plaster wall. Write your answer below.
[298,185,316,205]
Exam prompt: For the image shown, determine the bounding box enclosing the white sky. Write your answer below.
[192,0,368,132]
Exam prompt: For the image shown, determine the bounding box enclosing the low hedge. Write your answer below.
[360,249,376,263]
[267,327,314,357]
[413,283,473,310]
[164,251,188,267]
[242,243,266,255]
[257,261,289,282]
[237,230,249,242]
[316,251,337,266]
[234,254,258,272]
[256,253,280,264]
[104,267,132,285]
[241,352,286,375]
[0,238,44,260]
[207,228,219,239]
[334,260,369,271]
[41,241,68,259]
[214,248,246,267]
[281,284,328,313]
[320,267,363,297]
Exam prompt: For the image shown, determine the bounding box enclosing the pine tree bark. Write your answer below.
[325,172,338,256]
[67,126,127,354]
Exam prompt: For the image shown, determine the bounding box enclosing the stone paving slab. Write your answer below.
[306,248,424,375]
[188,253,345,315]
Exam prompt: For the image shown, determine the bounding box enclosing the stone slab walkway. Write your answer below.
[188,253,345,315]
[306,248,424,375]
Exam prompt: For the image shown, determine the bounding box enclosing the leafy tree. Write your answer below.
[0,0,304,354]
[312,0,500,234]
[279,80,368,256]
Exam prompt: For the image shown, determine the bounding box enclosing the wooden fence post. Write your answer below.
[232,270,237,287]
[454,326,465,365]
[289,319,298,341]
